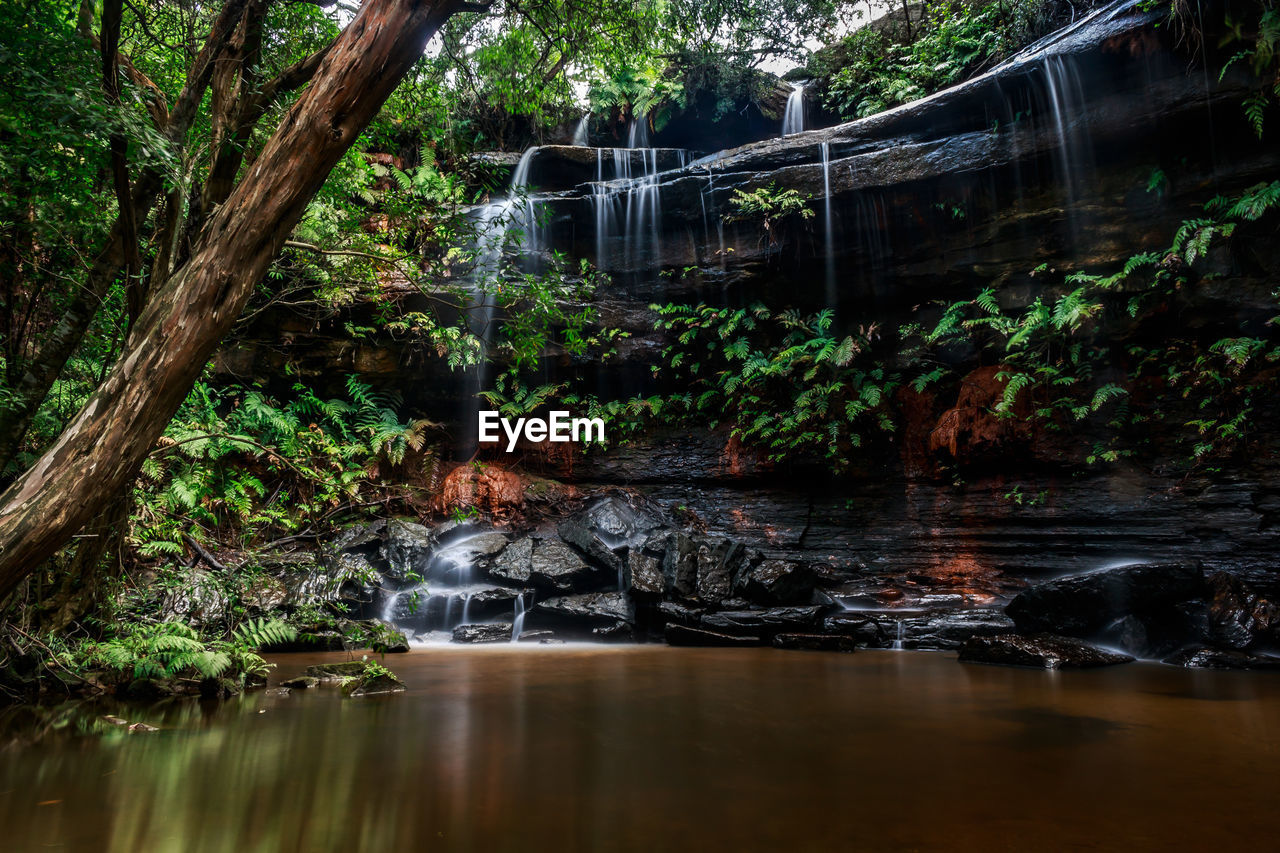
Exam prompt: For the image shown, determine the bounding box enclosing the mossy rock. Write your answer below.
[342,664,406,697]
[301,660,369,682]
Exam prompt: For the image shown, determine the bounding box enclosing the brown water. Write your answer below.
[2,647,1279,852]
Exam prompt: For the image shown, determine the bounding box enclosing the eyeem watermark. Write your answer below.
[478,410,605,452]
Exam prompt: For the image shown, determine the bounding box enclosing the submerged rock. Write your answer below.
[665,624,763,647]
[1005,563,1206,655]
[958,634,1135,669]
[772,633,857,652]
[1162,647,1280,671]
[452,623,515,644]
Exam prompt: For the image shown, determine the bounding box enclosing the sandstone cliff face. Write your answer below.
[221,0,1280,610]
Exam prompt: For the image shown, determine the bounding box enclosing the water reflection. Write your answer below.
[2,648,1279,851]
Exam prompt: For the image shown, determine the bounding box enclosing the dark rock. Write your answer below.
[695,537,745,602]
[657,601,704,627]
[660,533,699,597]
[281,676,319,689]
[1005,563,1206,655]
[958,634,1135,669]
[1206,572,1279,650]
[534,592,633,626]
[264,687,291,698]
[628,549,665,594]
[734,559,816,605]
[773,633,858,652]
[665,624,764,647]
[592,621,634,641]
[821,612,889,645]
[700,605,823,637]
[1162,647,1280,670]
[451,623,515,644]
[557,496,663,571]
[490,536,534,585]
[529,539,597,591]
[516,630,556,642]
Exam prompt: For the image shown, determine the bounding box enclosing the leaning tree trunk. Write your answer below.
[0,0,465,599]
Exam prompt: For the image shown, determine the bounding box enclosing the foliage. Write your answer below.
[903,179,1280,465]
[816,0,1066,120]
[1217,4,1280,137]
[724,183,815,247]
[648,304,898,468]
[74,619,289,685]
[132,376,439,559]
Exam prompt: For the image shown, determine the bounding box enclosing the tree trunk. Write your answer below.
[0,0,464,599]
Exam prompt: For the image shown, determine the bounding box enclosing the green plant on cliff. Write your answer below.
[904,179,1280,465]
[649,303,899,467]
[1211,3,1279,137]
[724,184,815,247]
[818,0,1053,120]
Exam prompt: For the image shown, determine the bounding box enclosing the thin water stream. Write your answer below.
[2,648,1278,851]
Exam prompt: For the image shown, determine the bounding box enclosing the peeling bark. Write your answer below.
[0,0,464,597]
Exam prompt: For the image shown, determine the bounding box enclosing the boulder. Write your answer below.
[1005,563,1206,655]
[534,592,634,628]
[700,605,823,637]
[628,549,665,595]
[734,559,816,606]
[665,624,763,647]
[452,623,515,644]
[958,634,1135,669]
[1162,647,1280,670]
[557,496,663,571]
[657,601,705,627]
[1206,572,1279,650]
[281,676,319,689]
[660,533,699,597]
[490,536,534,585]
[530,539,598,591]
[516,630,556,643]
[695,537,745,602]
[772,633,858,652]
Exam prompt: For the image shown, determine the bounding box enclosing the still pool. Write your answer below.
[2,646,1279,851]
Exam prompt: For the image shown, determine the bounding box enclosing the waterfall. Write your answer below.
[1041,56,1094,243]
[891,620,904,651]
[820,142,836,304]
[510,593,527,641]
[383,531,496,641]
[781,83,807,136]
[627,115,650,148]
[572,116,589,147]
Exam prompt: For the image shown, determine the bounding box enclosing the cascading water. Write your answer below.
[1041,55,1094,242]
[820,142,836,304]
[781,82,807,136]
[384,531,497,642]
[511,593,528,641]
[627,115,650,148]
